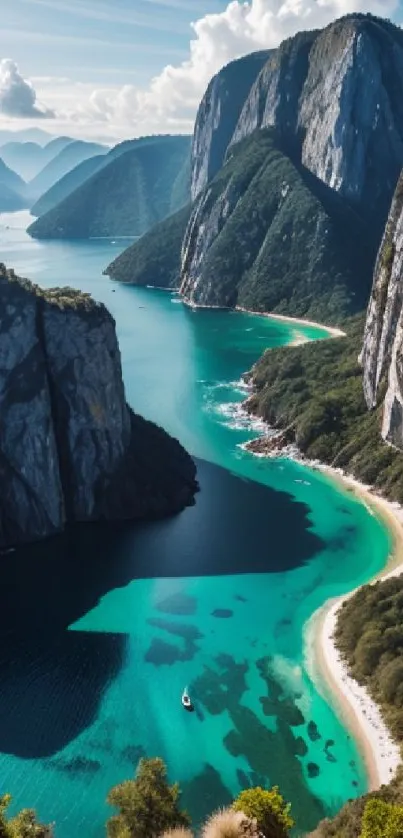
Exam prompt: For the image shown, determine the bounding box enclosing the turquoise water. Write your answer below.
[0,212,392,836]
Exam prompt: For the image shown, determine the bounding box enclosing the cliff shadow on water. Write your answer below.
[0,457,324,759]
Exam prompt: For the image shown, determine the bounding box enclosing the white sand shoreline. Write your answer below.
[306,463,403,790]
[247,438,403,789]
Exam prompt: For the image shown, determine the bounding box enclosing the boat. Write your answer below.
[181,687,194,712]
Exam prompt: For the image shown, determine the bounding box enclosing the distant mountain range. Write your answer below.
[26,140,108,200]
[28,135,191,239]
[0,158,29,212]
[0,137,73,181]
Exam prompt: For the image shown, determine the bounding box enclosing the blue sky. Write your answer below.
[0,0,228,86]
[0,0,402,141]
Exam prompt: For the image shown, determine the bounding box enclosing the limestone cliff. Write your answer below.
[180,14,403,317]
[361,174,403,447]
[232,15,403,227]
[190,51,270,201]
[0,265,197,548]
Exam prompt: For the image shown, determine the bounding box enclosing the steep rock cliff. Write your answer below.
[180,129,370,322]
[190,51,270,201]
[0,265,197,548]
[361,173,403,447]
[180,14,403,318]
[232,15,403,228]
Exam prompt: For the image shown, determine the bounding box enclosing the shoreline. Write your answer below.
[305,464,403,790]
[235,305,346,338]
[236,410,403,789]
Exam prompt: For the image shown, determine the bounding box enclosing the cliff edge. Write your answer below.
[0,265,197,548]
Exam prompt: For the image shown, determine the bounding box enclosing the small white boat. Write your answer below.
[181,687,194,712]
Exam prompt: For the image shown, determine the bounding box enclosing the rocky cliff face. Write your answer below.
[361,174,403,448]
[181,14,403,316]
[232,15,403,226]
[0,265,197,548]
[190,51,270,201]
[180,129,370,323]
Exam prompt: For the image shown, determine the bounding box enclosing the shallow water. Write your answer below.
[0,213,391,836]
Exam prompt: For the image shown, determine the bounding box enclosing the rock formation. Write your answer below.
[190,51,270,201]
[180,14,403,317]
[361,173,403,447]
[0,265,197,548]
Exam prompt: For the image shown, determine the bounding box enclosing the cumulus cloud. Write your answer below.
[79,0,399,134]
[0,59,55,119]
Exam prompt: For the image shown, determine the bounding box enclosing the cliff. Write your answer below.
[0,265,197,548]
[190,51,270,201]
[180,129,370,323]
[178,13,403,318]
[28,136,190,240]
[231,15,403,228]
[361,173,403,448]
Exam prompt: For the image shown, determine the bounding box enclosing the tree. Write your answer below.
[360,799,403,838]
[107,758,190,838]
[0,795,52,838]
[233,787,293,838]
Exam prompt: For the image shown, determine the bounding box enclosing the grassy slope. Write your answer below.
[105,205,191,287]
[246,315,403,503]
[30,155,106,217]
[28,137,190,239]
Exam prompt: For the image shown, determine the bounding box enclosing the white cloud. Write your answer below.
[2,0,400,138]
[0,59,55,118]
[76,0,399,135]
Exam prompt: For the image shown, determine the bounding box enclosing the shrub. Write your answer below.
[233,787,293,838]
[202,808,259,838]
[107,758,190,838]
[360,799,403,838]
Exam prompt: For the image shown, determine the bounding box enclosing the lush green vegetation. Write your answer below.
[28,136,190,240]
[106,205,191,287]
[26,140,107,200]
[335,577,403,741]
[310,770,403,838]
[246,315,403,503]
[107,758,190,838]
[360,798,403,838]
[182,128,374,323]
[233,787,294,838]
[1,264,97,311]
[0,794,52,837]
[30,154,105,217]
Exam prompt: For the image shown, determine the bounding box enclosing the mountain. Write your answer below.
[30,154,106,217]
[180,128,370,322]
[106,205,191,287]
[0,137,73,181]
[361,171,403,448]
[0,264,197,548]
[27,140,108,200]
[0,128,54,146]
[191,50,271,200]
[30,135,189,220]
[111,14,403,326]
[0,158,28,211]
[28,135,191,240]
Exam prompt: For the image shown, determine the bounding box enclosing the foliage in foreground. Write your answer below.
[360,798,403,838]
[201,808,259,838]
[246,315,403,503]
[106,759,294,838]
[0,794,52,838]
[233,787,294,838]
[106,758,190,838]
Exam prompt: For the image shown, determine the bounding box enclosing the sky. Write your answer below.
[0,0,402,143]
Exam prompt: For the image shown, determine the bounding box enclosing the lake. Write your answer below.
[0,212,391,837]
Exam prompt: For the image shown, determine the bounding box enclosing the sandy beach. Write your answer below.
[235,305,346,338]
[303,465,403,790]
